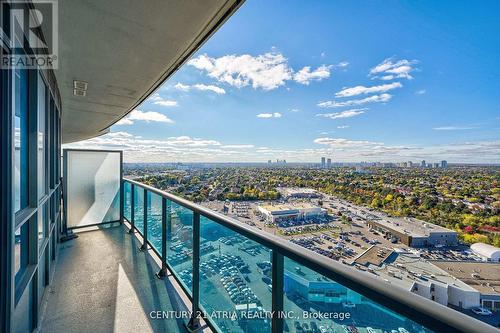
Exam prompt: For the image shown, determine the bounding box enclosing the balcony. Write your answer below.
[40,149,496,333]
[39,224,189,333]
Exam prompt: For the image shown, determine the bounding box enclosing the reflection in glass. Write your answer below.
[38,74,47,200]
[124,181,131,221]
[14,68,28,213]
[200,217,272,333]
[15,223,29,281]
[38,204,47,246]
[166,201,193,294]
[134,186,144,233]
[283,258,434,333]
[146,191,162,254]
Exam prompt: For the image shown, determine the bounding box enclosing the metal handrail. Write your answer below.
[124,177,497,333]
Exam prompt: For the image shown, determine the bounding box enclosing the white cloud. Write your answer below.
[188,52,335,90]
[336,61,349,68]
[316,108,366,119]
[313,137,381,147]
[174,83,190,91]
[193,84,225,94]
[289,108,300,112]
[221,144,255,149]
[154,100,178,107]
[433,126,478,131]
[317,94,392,108]
[116,110,174,125]
[257,112,282,118]
[116,118,134,125]
[335,82,402,98]
[149,93,178,107]
[337,125,350,129]
[65,131,500,163]
[293,65,331,85]
[415,89,426,95]
[174,82,225,94]
[188,53,293,90]
[369,57,418,80]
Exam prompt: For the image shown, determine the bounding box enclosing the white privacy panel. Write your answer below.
[65,150,121,228]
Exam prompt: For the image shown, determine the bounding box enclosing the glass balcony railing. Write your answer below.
[122,178,493,333]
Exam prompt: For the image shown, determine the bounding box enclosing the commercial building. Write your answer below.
[441,160,448,168]
[257,203,326,224]
[366,216,458,247]
[432,261,500,311]
[375,253,481,310]
[327,158,332,168]
[321,157,326,168]
[470,243,500,262]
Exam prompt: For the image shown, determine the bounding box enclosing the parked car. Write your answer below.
[471,307,492,316]
[342,301,356,308]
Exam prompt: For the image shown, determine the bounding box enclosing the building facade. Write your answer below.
[1,4,63,331]
[258,204,325,224]
[366,219,458,248]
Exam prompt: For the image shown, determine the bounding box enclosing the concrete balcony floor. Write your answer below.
[39,224,189,333]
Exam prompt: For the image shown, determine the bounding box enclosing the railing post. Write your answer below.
[140,188,148,251]
[186,211,201,332]
[156,197,169,279]
[128,183,135,233]
[272,251,284,333]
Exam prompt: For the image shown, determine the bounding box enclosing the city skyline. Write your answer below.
[67,1,500,163]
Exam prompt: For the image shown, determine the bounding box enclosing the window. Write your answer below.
[13,67,28,213]
[38,74,47,200]
[38,204,47,246]
[14,223,29,281]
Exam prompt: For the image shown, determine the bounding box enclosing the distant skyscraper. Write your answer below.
[421,160,426,167]
[408,161,413,167]
[441,160,448,168]
[321,157,326,168]
[327,158,332,168]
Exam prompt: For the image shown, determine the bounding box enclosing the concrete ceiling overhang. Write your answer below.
[41,0,243,143]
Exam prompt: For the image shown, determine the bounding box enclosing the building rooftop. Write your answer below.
[470,243,500,259]
[368,253,476,292]
[431,261,500,295]
[367,212,456,238]
[259,203,320,213]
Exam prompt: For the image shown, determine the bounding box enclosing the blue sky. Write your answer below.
[72,0,500,163]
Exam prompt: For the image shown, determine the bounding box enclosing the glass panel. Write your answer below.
[38,249,46,307]
[146,191,162,254]
[49,99,56,188]
[38,203,47,246]
[134,186,144,233]
[38,74,47,200]
[13,67,28,213]
[283,258,434,333]
[14,223,29,281]
[200,217,272,333]
[166,201,193,294]
[66,150,121,228]
[124,181,131,221]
